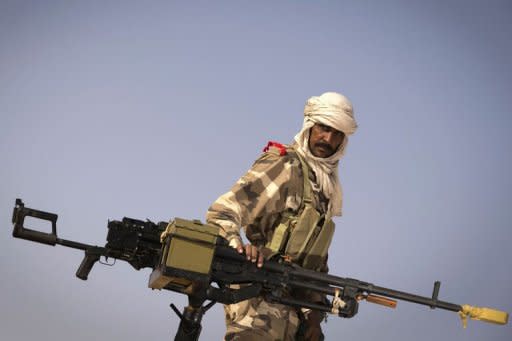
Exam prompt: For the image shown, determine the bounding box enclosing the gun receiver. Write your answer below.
[10,199,509,341]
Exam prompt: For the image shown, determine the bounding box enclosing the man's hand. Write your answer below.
[229,237,264,268]
[243,243,264,268]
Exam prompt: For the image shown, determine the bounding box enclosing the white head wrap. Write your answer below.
[293,92,358,217]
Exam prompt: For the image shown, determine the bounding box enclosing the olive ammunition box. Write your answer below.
[148,218,219,290]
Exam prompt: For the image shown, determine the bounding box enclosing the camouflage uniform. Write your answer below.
[206,144,329,341]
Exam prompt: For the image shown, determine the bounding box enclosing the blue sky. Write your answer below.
[1,1,511,340]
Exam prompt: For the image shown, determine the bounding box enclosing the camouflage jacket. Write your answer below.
[206,142,330,252]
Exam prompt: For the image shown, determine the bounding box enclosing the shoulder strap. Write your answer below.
[292,148,313,207]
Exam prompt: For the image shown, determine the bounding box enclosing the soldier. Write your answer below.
[206,91,358,341]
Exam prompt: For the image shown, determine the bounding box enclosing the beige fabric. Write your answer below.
[294,91,358,216]
[303,92,357,135]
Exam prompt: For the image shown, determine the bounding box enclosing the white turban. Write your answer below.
[294,92,358,217]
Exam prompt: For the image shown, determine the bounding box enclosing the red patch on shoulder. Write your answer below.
[263,141,287,156]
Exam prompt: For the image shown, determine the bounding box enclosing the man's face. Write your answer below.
[308,123,345,158]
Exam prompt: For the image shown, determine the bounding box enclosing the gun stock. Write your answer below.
[11,199,163,281]
[12,198,58,245]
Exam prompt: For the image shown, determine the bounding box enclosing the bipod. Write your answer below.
[171,294,216,341]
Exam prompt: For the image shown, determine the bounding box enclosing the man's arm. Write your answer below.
[206,150,294,265]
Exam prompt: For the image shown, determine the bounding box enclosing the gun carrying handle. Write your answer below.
[12,199,58,246]
[76,251,101,280]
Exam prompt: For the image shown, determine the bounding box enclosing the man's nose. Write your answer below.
[322,131,335,143]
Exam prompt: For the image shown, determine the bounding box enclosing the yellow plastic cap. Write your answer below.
[459,304,509,328]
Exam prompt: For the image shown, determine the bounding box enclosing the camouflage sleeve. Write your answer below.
[206,152,293,243]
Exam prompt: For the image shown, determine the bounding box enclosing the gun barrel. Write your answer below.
[279,264,463,312]
[217,245,463,312]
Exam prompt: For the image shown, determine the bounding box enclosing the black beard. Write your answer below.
[314,142,334,154]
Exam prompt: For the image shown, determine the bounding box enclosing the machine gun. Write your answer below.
[11,199,509,340]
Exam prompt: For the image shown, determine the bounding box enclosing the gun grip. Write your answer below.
[76,252,101,280]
